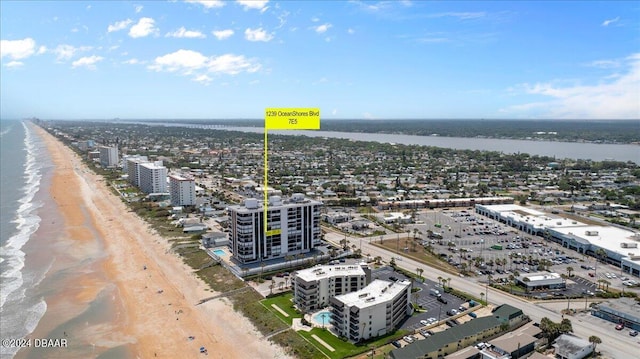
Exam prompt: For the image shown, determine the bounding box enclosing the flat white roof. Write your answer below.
[295,264,365,282]
[334,279,410,309]
[552,225,640,258]
[479,204,640,262]
[519,272,561,282]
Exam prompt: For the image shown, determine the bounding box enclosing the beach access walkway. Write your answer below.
[196,286,251,305]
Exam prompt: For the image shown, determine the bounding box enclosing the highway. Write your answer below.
[324,231,638,359]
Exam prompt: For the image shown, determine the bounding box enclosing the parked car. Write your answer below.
[447,309,458,316]
[420,320,429,326]
[403,335,414,343]
[437,296,448,304]
[391,341,402,348]
[630,330,638,337]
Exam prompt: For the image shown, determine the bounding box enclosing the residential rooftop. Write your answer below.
[334,279,410,309]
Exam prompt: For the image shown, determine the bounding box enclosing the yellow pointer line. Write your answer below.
[264,127,268,233]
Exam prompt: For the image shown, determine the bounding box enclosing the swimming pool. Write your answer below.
[213,249,226,256]
[312,311,331,325]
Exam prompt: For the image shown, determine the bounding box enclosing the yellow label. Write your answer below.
[265,108,320,129]
[265,229,282,236]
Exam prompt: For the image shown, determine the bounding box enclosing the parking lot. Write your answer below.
[403,208,640,297]
[370,267,472,332]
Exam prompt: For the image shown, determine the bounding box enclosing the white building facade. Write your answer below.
[228,194,322,264]
[293,264,366,312]
[98,146,119,168]
[330,279,413,341]
[138,161,168,194]
[122,155,148,186]
[169,174,196,206]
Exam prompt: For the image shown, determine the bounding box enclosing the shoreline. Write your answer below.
[23,123,290,358]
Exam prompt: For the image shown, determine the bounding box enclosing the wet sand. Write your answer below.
[21,124,290,359]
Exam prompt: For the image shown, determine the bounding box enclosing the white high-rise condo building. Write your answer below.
[138,161,168,194]
[330,279,413,342]
[293,264,367,312]
[169,174,196,206]
[228,194,322,264]
[123,155,148,186]
[98,146,119,168]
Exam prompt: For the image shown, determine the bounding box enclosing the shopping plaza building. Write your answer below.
[476,204,640,277]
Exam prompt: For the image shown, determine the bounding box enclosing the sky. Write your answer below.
[1,0,639,120]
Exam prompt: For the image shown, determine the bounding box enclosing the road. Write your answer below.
[324,231,638,359]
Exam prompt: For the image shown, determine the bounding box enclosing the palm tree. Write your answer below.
[260,262,266,280]
[539,317,554,343]
[416,268,424,281]
[437,276,443,288]
[566,266,574,278]
[480,292,485,304]
[589,335,602,357]
[446,277,452,291]
[559,318,573,334]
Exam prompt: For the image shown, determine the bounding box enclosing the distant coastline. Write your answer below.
[107,119,640,145]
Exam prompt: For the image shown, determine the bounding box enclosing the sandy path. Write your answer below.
[35,125,291,359]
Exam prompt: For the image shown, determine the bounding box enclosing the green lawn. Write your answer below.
[298,327,407,359]
[261,292,301,325]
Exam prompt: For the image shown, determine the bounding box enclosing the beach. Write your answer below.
[17,123,291,359]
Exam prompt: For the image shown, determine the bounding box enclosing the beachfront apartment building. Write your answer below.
[169,174,196,206]
[228,194,321,264]
[98,145,119,168]
[124,155,148,187]
[329,279,413,342]
[293,264,367,313]
[138,161,168,194]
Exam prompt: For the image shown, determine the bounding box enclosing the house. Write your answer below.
[552,334,594,359]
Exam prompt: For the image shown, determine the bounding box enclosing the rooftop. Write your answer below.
[519,272,562,282]
[295,264,366,282]
[334,279,410,309]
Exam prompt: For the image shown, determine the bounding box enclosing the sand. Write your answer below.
[32,124,291,359]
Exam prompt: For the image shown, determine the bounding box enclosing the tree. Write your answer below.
[566,266,574,277]
[559,318,573,334]
[390,257,397,267]
[260,262,266,280]
[589,335,602,357]
[416,268,424,281]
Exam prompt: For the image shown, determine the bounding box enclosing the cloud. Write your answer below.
[129,17,158,38]
[53,44,92,61]
[122,58,143,65]
[107,19,133,32]
[5,61,24,68]
[429,12,486,20]
[135,5,143,13]
[347,28,355,35]
[236,0,269,12]
[244,27,273,42]
[208,54,261,74]
[37,46,47,55]
[212,29,234,40]
[184,0,225,9]
[501,53,640,119]
[148,49,261,79]
[71,55,104,69]
[314,23,332,34]
[602,16,619,27]
[193,74,212,85]
[587,59,620,69]
[166,27,206,38]
[0,38,36,60]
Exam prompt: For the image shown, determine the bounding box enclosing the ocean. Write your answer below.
[0,120,52,358]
